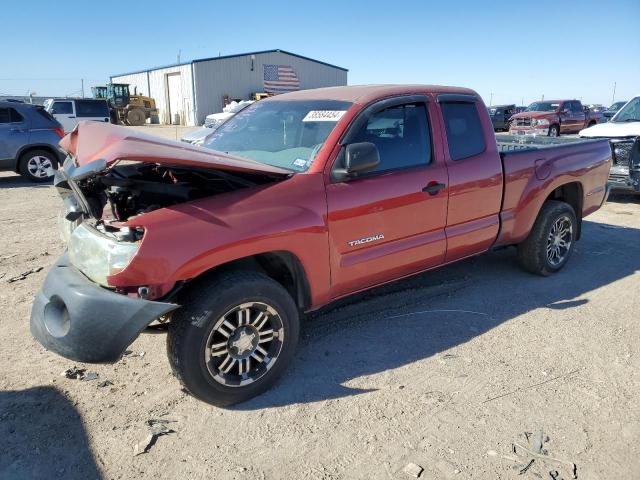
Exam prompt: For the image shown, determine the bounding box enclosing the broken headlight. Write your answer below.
[68,223,141,286]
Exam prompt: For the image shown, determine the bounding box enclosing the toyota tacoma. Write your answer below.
[31,85,612,406]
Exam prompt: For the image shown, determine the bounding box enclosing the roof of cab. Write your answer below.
[266,84,479,105]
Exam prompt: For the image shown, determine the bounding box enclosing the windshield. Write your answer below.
[611,97,640,123]
[202,100,352,172]
[526,102,560,112]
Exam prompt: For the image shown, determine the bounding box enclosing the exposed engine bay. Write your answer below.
[65,162,283,223]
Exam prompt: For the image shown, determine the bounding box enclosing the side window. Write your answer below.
[574,102,583,113]
[0,108,10,123]
[350,103,431,172]
[75,100,109,117]
[10,108,24,123]
[52,102,73,114]
[441,102,486,161]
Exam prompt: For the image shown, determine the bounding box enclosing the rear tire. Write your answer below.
[126,108,146,126]
[517,200,577,276]
[167,271,300,407]
[18,149,57,182]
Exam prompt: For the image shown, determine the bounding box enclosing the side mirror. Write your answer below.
[50,109,57,114]
[333,142,380,181]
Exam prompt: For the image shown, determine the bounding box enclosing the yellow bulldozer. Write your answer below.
[92,83,158,126]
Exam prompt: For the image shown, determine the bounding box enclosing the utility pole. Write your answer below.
[81,78,84,98]
[612,82,616,104]
[541,94,545,101]
[521,96,524,106]
[177,49,181,64]
[489,92,493,106]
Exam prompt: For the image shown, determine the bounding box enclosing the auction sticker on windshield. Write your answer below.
[302,110,347,122]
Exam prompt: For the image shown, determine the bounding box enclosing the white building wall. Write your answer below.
[109,72,150,97]
[112,64,195,126]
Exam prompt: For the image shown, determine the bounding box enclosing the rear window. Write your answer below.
[75,100,109,117]
[441,102,486,161]
[10,108,24,122]
[35,107,56,122]
[0,108,10,123]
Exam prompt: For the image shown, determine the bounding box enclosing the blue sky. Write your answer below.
[2,0,638,105]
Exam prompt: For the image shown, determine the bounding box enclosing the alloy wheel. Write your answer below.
[27,155,52,179]
[204,302,284,387]
[546,215,572,266]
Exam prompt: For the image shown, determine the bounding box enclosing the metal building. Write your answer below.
[110,49,348,126]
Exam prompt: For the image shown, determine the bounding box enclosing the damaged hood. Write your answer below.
[59,121,290,176]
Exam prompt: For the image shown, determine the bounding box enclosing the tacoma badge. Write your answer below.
[348,233,385,247]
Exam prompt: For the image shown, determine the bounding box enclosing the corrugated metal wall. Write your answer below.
[192,52,347,124]
[112,64,195,125]
[112,52,347,126]
[109,72,150,97]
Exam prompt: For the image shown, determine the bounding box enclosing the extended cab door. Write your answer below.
[326,96,449,299]
[437,95,503,262]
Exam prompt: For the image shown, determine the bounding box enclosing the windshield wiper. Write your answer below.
[621,118,640,122]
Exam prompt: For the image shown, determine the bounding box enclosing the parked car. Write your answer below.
[580,95,640,193]
[0,101,65,182]
[488,104,516,131]
[31,85,611,406]
[603,101,627,121]
[509,100,601,137]
[44,98,110,133]
[181,100,255,145]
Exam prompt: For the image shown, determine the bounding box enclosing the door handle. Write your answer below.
[422,182,446,195]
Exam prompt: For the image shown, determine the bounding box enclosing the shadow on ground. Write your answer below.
[236,218,640,409]
[0,386,102,480]
[0,174,51,189]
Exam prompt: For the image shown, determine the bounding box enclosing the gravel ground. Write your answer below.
[1,125,639,480]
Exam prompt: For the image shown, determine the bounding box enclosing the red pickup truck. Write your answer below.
[31,85,611,406]
[509,99,601,137]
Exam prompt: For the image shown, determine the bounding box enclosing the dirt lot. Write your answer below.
[1,125,639,480]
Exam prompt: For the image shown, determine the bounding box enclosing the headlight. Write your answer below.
[58,210,79,244]
[534,119,549,127]
[68,223,141,286]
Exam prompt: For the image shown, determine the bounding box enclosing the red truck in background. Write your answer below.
[509,99,602,137]
[31,85,611,406]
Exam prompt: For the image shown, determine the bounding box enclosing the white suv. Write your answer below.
[44,98,111,133]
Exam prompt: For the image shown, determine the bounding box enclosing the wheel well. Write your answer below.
[15,145,60,173]
[546,182,583,239]
[190,252,312,311]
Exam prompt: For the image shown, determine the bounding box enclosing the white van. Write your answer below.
[44,98,111,133]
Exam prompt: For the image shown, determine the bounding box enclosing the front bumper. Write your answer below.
[30,254,178,363]
[509,126,549,136]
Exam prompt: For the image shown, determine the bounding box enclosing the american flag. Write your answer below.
[263,64,300,94]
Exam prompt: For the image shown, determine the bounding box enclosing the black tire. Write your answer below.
[167,271,300,406]
[517,200,577,276]
[548,124,560,137]
[126,108,146,126]
[18,149,57,182]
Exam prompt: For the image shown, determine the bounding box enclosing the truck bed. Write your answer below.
[494,134,612,246]
[495,133,606,153]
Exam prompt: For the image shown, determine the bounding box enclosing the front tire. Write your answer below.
[548,124,560,137]
[18,149,57,182]
[517,200,577,276]
[167,271,300,406]
[126,108,146,126]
